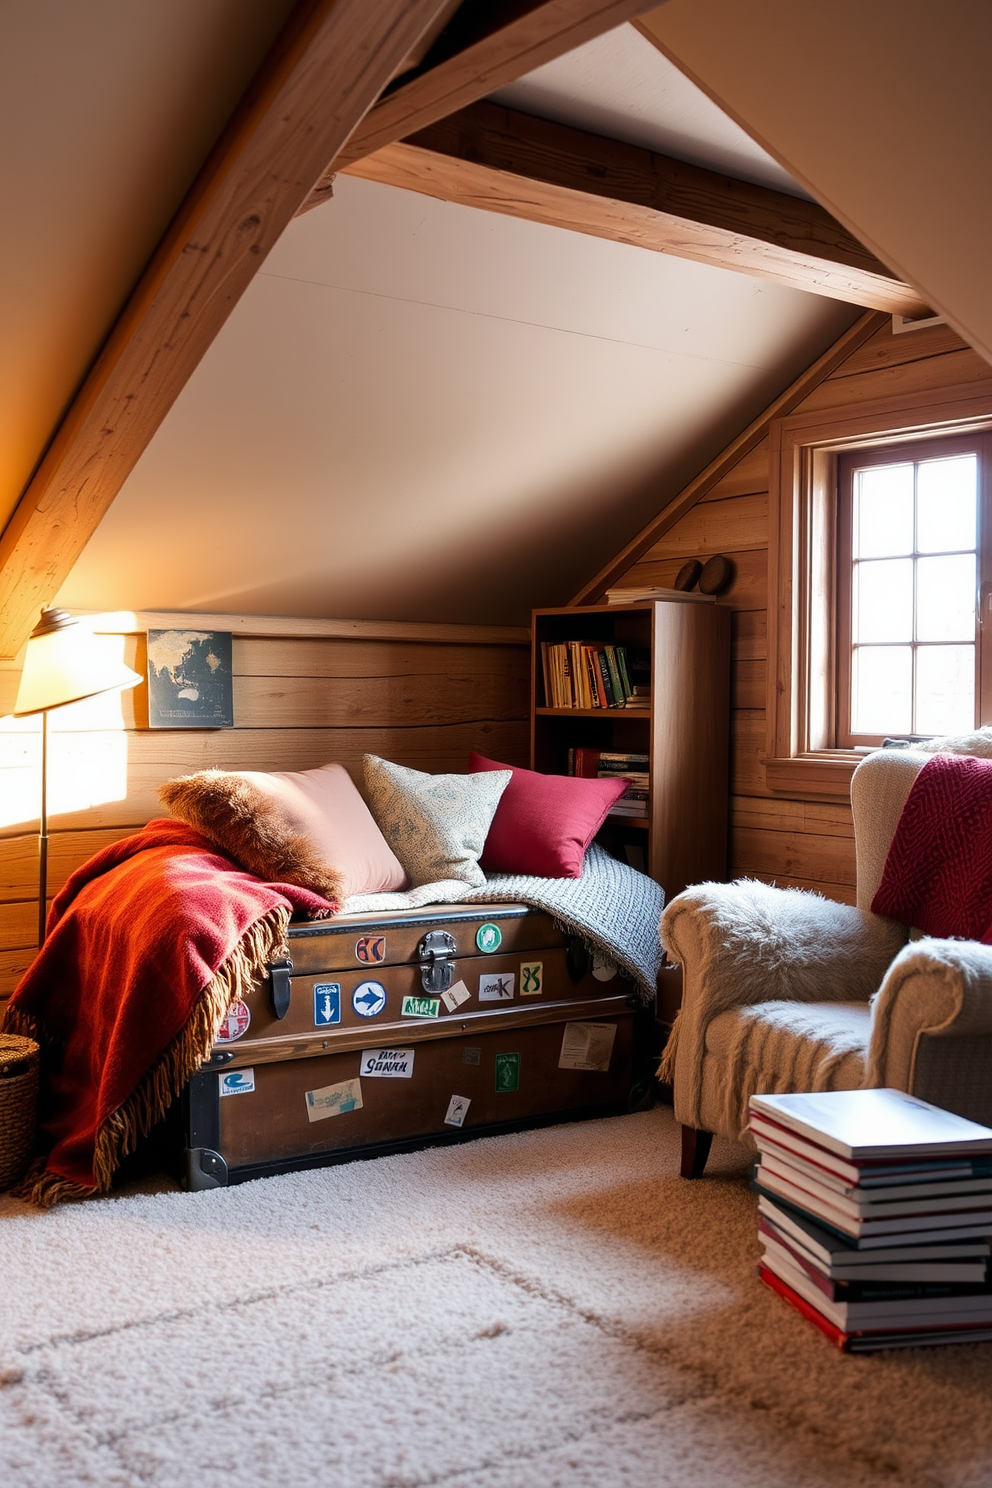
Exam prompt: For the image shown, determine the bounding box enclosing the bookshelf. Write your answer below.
[531,600,730,900]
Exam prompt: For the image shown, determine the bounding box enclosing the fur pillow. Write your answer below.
[363,755,511,888]
[158,763,408,902]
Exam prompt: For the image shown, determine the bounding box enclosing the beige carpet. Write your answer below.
[2,1105,991,1488]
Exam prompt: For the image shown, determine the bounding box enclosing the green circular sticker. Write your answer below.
[476,922,502,953]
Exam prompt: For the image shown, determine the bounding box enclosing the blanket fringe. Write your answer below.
[4,907,291,1208]
[656,1015,681,1085]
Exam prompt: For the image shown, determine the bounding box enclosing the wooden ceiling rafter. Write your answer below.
[336,101,926,316]
[0,0,462,660]
[299,0,669,210]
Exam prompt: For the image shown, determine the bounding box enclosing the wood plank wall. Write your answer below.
[0,618,530,1001]
[608,319,992,904]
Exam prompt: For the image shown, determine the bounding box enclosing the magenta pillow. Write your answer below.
[469,752,627,878]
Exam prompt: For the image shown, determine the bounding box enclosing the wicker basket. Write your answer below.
[0,1033,40,1191]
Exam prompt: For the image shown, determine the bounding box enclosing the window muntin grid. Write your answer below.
[848,453,978,738]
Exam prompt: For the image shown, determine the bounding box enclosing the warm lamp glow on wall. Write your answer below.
[14,609,141,946]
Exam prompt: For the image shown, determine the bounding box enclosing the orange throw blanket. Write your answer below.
[2,819,334,1205]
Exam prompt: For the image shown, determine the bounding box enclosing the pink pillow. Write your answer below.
[469,752,626,878]
[159,762,408,901]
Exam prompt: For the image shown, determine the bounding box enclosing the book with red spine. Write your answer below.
[571,748,601,778]
[759,1264,992,1352]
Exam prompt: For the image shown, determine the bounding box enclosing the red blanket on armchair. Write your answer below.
[2,819,333,1205]
[871,753,992,940]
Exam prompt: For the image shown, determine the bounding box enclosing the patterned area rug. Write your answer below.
[2,1107,991,1487]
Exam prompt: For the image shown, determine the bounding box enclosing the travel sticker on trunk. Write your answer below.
[494,1052,520,1093]
[313,983,341,1026]
[558,1021,617,1072]
[305,1077,363,1122]
[479,972,514,1002]
[356,935,386,964]
[401,995,440,1018]
[441,979,471,1013]
[361,1048,415,1078]
[444,1094,471,1128]
[352,981,387,1018]
[215,1000,250,1042]
[476,922,502,953]
[520,962,543,996]
[219,1068,255,1096]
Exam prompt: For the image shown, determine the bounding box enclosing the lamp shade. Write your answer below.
[13,610,141,717]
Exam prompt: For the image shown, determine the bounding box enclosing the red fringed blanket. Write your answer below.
[871,753,992,940]
[2,819,333,1205]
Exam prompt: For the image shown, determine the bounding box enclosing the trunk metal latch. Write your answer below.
[268,956,294,1020]
[418,931,457,992]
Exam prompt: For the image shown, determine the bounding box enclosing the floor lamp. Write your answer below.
[13,609,141,946]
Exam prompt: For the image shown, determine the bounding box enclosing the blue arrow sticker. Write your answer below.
[314,983,341,1026]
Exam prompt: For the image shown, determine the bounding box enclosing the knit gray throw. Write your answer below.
[343,845,663,1003]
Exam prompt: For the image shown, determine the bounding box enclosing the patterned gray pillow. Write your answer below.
[363,756,512,888]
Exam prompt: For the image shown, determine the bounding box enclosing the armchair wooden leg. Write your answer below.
[680,1125,713,1179]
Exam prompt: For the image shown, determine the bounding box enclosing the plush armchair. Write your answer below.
[660,746,992,1177]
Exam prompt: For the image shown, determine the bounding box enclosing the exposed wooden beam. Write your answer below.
[570,310,888,606]
[0,0,457,659]
[300,0,667,209]
[338,102,928,317]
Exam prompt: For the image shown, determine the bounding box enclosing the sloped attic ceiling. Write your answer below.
[57,24,857,627]
[0,0,297,538]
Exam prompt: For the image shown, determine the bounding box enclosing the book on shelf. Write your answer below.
[615,646,632,697]
[749,1089,992,1351]
[569,749,649,778]
[539,642,640,709]
[605,586,716,605]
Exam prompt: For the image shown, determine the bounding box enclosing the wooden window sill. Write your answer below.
[763,752,860,800]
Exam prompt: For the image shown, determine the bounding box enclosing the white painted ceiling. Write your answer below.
[58,170,855,624]
[491,23,810,199]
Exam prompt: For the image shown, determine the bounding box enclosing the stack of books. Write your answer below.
[750,1088,992,1352]
[570,749,649,819]
[623,684,652,711]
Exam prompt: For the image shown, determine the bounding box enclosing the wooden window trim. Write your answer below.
[765,378,992,800]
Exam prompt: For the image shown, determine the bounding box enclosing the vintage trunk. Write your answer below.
[181,903,649,1188]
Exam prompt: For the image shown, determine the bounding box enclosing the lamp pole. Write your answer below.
[13,608,141,949]
[38,708,49,946]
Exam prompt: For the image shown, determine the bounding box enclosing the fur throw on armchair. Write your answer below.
[659,879,907,1129]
